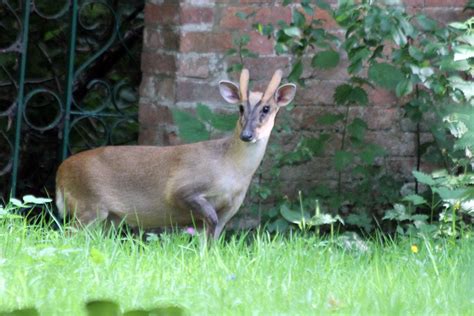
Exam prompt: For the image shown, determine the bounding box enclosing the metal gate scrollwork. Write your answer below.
[0,0,144,200]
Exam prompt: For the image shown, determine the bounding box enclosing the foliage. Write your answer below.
[384,170,474,238]
[169,0,474,236]
[171,104,238,143]
[220,0,474,235]
[0,202,472,314]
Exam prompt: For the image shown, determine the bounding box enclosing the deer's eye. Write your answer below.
[239,105,244,114]
[262,105,270,114]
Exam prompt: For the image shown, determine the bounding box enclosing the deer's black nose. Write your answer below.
[240,130,253,142]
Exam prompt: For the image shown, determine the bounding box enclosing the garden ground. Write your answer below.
[0,219,472,315]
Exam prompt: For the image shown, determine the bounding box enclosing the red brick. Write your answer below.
[241,0,276,3]
[247,31,274,54]
[138,127,156,145]
[366,131,417,156]
[219,7,254,29]
[424,0,467,7]
[139,103,160,128]
[349,106,400,130]
[176,81,223,103]
[181,6,214,24]
[180,32,233,52]
[177,56,210,78]
[315,7,339,29]
[386,157,418,179]
[403,0,424,7]
[290,105,345,131]
[296,80,342,105]
[301,56,349,81]
[144,3,180,26]
[423,8,470,24]
[220,6,292,30]
[141,52,176,75]
[255,7,292,25]
[367,88,398,107]
[143,28,179,51]
[228,56,290,81]
[141,77,175,103]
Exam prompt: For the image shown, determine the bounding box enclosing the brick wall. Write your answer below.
[139,0,468,193]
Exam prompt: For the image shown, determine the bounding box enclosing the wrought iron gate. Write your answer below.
[0,0,143,200]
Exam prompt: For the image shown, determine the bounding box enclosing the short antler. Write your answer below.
[240,69,250,102]
[262,69,283,103]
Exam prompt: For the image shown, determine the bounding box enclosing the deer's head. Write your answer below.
[219,69,296,143]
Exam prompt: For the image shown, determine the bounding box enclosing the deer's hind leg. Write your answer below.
[175,192,218,239]
[62,195,109,229]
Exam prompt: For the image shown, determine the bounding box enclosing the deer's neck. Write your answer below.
[224,128,269,177]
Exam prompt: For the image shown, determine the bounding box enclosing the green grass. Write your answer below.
[0,218,472,315]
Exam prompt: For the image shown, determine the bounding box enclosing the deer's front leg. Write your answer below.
[177,193,218,238]
[213,190,247,239]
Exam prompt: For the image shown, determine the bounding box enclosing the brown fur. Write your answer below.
[55,69,296,238]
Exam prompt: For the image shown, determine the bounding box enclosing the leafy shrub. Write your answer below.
[172,0,473,236]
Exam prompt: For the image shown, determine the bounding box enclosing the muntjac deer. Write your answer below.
[55,69,296,238]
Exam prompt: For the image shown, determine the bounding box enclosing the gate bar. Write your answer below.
[62,0,79,160]
[10,0,32,197]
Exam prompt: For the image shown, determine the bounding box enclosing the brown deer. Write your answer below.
[55,69,296,238]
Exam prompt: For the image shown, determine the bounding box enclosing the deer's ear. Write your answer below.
[219,81,241,104]
[275,84,296,107]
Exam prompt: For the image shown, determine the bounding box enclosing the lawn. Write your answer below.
[0,218,472,315]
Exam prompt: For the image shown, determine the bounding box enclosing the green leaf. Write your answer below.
[10,198,25,208]
[449,76,474,99]
[171,109,209,143]
[196,103,213,123]
[347,118,367,141]
[210,113,238,131]
[334,84,352,105]
[402,194,428,206]
[308,213,342,226]
[396,78,413,97]
[292,10,306,28]
[315,0,331,11]
[334,150,353,171]
[333,84,368,106]
[383,204,410,221]
[439,58,471,71]
[301,3,314,16]
[280,204,309,224]
[311,50,340,69]
[350,87,368,105]
[453,45,474,61]
[267,218,289,233]
[239,34,251,45]
[433,187,469,201]
[301,134,330,156]
[288,60,303,83]
[283,26,302,38]
[345,213,372,232]
[23,195,52,205]
[412,170,436,186]
[318,113,345,125]
[359,144,386,164]
[416,14,438,31]
[224,48,237,57]
[368,63,404,91]
[449,22,468,30]
[275,42,288,54]
[227,63,244,73]
[408,46,424,61]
